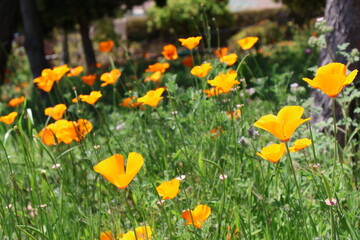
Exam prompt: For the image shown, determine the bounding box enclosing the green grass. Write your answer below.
[0,30,359,240]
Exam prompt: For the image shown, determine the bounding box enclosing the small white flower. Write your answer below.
[93,145,101,150]
[40,169,46,174]
[175,175,186,181]
[5,204,13,209]
[171,111,178,115]
[325,198,337,206]
[156,200,165,205]
[290,83,299,89]
[39,204,47,208]
[219,174,228,180]
[52,163,61,169]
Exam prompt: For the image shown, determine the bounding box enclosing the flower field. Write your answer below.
[0,21,359,240]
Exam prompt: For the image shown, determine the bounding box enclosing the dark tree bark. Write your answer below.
[0,0,19,85]
[77,13,96,71]
[61,28,70,65]
[20,0,50,78]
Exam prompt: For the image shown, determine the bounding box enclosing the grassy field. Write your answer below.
[0,21,359,240]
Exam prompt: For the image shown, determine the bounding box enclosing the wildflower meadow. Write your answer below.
[0,7,359,240]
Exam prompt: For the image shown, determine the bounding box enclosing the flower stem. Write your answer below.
[285,142,309,238]
[331,98,339,185]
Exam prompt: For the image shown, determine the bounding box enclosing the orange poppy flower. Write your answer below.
[237,36,259,50]
[100,69,121,87]
[214,47,228,58]
[207,71,240,93]
[254,106,311,142]
[66,66,84,77]
[137,87,165,107]
[220,53,238,66]
[119,96,142,108]
[79,91,102,104]
[162,44,178,60]
[100,231,113,240]
[99,40,114,52]
[0,112,18,125]
[145,71,162,82]
[182,55,193,67]
[33,70,55,92]
[93,152,144,189]
[256,142,286,163]
[226,109,241,119]
[7,96,25,107]
[191,63,212,78]
[38,119,92,145]
[302,62,358,98]
[182,204,211,228]
[203,88,223,98]
[289,138,312,153]
[52,65,70,81]
[209,126,224,139]
[145,62,170,73]
[178,36,202,50]
[44,104,67,120]
[156,178,180,200]
[81,74,97,86]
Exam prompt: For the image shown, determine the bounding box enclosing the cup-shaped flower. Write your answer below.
[162,44,178,60]
[156,178,180,200]
[99,40,114,52]
[237,36,259,50]
[33,70,55,92]
[214,47,228,58]
[256,142,286,163]
[145,62,170,73]
[44,104,67,120]
[178,36,202,50]
[67,66,84,77]
[7,96,25,107]
[254,106,311,142]
[220,53,238,66]
[52,65,70,81]
[289,138,312,153]
[137,87,165,107]
[81,74,97,86]
[100,69,121,87]
[302,62,358,98]
[93,152,144,189]
[145,71,162,82]
[182,204,211,228]
[0,112,18,125]
[79,91,102,105]
[208,71,240,93]
[191,63,212,78]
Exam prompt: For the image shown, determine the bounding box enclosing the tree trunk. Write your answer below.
[77,13,96,71]
[0,0,19,85]
[61,27,70,65]
[19,0,50,78]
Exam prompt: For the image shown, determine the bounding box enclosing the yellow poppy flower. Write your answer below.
[44,104,67,120]
[178,36,202,50]
[79,91,102,105]
[7,96,25,107]
[0,112,18,125]
[93,152,144,189]
[256,142,286,163]
[220,53,238,66]
[182,204,211,228]
[119,226,152,240]
[289,138,312,153]
[145,71,162,82]
[52,64,70,81]
[99,40,114,52]
[137,87,165,107]
[156,178,180,200]
[302,62,358,98]
[207,71,240,93]
[100,69,121,87]
[237,36,259,50]
[191,63,212,78]
[67,66,84,77]
[254,106,310,142]
[162,44,178,60]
